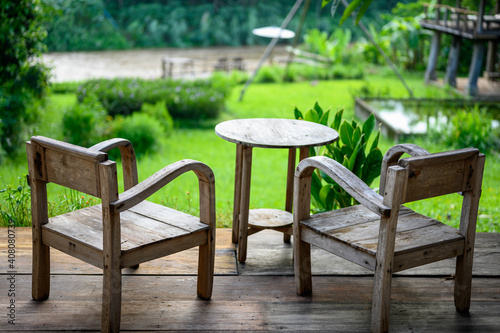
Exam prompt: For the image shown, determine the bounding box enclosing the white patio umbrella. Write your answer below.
[252,26,296,39]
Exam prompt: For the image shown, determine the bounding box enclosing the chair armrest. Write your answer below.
[296,156,391,218]
[380,144,430,194]
[110,159,215,214]
[90,138,138,190]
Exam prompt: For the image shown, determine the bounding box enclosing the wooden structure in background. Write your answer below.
[421,0,500,96]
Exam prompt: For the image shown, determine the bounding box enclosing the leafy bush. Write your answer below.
[294,102,383,212]
[77,78,146,117]
[141,101,174,133]
[112,113,163,156]
[254,66,284,83]
[77,77,232,121]
[1,1,50,157]
[165,86,225,120]
[62,97,107,147]
[433,105,500,154]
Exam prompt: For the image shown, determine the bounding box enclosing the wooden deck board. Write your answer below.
[1,228,499,331]
[1,275,499,332]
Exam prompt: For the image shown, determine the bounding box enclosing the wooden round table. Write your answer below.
[215,118,339,263]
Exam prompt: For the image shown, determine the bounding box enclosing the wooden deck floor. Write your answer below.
[1,228,499,332]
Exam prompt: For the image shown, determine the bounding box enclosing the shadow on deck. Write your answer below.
[1,228,499,332]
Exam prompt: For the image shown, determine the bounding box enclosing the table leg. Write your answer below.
[283,148,297,243]
[238,145,252,263]
[232,144,243,243]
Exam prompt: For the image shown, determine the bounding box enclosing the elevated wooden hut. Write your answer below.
[421,0,500,96]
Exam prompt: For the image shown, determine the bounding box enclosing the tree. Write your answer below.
[0,0,50,157]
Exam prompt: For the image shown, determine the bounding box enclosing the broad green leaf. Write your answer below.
[332,145,344,162]
[322,0,331,8]
[340,144,353,159]
[320,170,335,185]
[339,120,354,148]
[319,109,330,126]
[362,147,383,186]
[340,0,363,25]
[313,101,324,119]
[309,146,317,157]
[351,119,358,129]
[353,143,366,178]
[368,130,380,153]
[332,108,343,131]
[352,126,362,147]
[294,106,303,120]
[325,186,335,211]
[319,185,332,207]
[311,172,323,208]
[348,138,363,171]
[362,113,376,140]
[355,0,373,25]
[304,108,319,123]
[342,155,350,168]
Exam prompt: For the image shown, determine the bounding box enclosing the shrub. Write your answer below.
[77,78,146,117]
[254,66,284,83]
[294,102,383,213]
[112,113,163,156]
[62,97,107,147]
[433,105,500,154]
[141,101,174,133]
[165,85,225,120]
[77,76,233,121]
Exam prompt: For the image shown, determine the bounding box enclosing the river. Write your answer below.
[42,45,289,82]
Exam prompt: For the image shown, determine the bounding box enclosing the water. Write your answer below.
[41,46,288,82]
[367,99,500,136]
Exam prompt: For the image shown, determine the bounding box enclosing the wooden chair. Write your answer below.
[293,144,485,333]
[27,136,215,333]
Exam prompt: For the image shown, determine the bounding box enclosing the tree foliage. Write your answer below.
[0,0,50,157]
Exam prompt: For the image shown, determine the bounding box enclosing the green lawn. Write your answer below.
[1,71,498,231]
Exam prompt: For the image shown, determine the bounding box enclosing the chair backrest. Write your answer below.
[27,136,116,198]
[396,148,481,203]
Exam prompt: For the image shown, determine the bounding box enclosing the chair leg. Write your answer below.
[454,253,473,312]
[32,240,50,301]
[294,237,312,295]
[197,235,215,300]
[371,265,393,333]
[101,265,122,333]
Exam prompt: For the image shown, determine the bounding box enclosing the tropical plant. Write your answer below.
[294,102,383,212]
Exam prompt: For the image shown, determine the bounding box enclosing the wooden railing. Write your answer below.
[422,3,480,33]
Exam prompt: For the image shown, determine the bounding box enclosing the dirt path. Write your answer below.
[42,45,289,82]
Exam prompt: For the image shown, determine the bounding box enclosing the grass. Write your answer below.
[1,70,498,232]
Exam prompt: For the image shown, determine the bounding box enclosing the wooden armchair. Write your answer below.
[293,144,485,333]
[27,136,215,333]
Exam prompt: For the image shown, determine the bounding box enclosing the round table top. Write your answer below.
[215,118,339,149]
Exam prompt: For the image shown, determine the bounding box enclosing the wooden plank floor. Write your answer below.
[1,228,499,332]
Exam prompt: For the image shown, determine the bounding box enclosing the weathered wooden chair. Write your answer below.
[27,136,215,333]
[293,144,485,333]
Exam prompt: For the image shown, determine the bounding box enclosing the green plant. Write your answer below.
[0,176,31,227]
[1,1,50,157]
[62,97,108,147]
[254,66,284,84]
[294,102,383,212]
[141,101,174,133]
[77,78,146,117]
[433,105,500,154]
[112,113,163,157]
